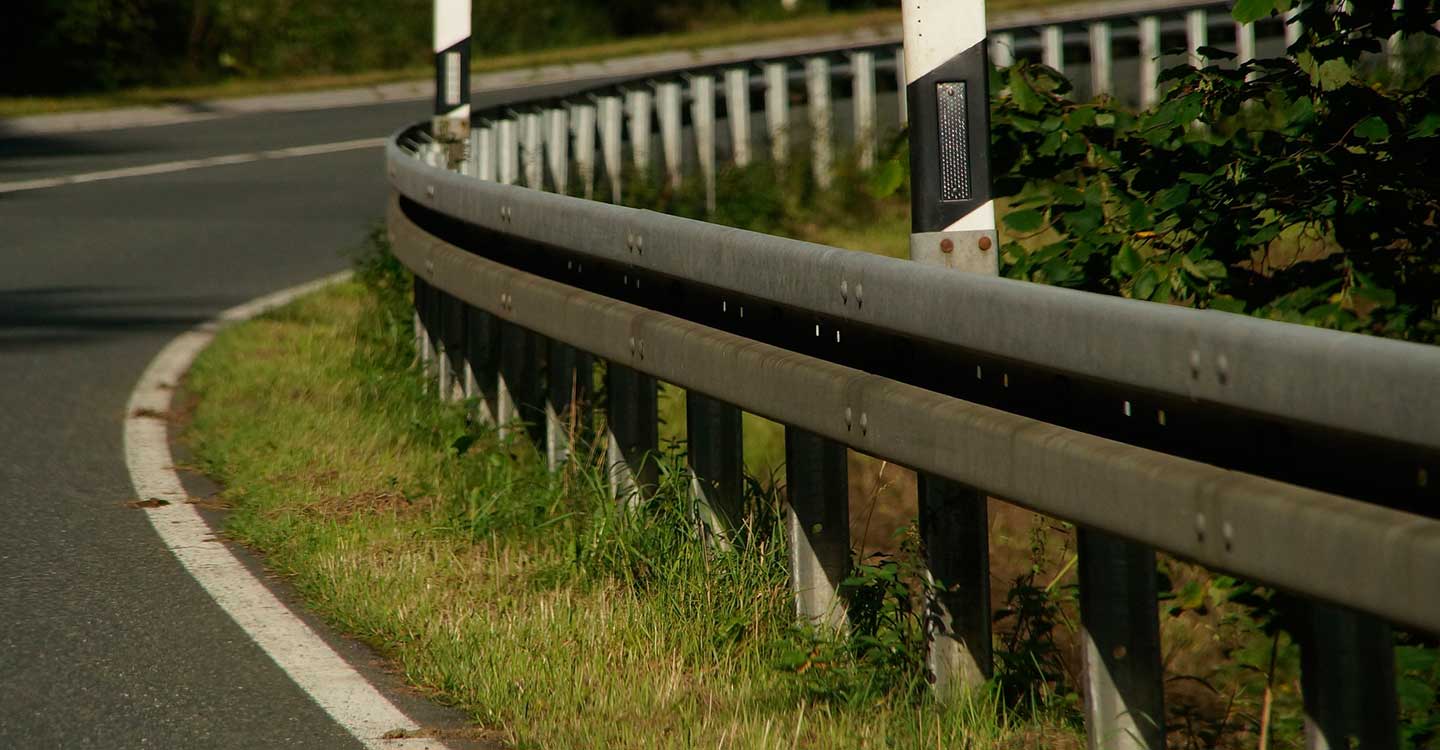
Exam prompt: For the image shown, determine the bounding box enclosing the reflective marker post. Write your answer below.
[432,0,471,170]
[901,0,996,699]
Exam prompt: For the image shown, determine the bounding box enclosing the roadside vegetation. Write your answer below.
[183,1,1439,747]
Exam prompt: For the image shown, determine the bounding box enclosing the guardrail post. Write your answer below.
[805,57,833,189]
[573,102,596,200]
[990,33,1014,67]
[598,95,624,202]
[545,106,569,195]
[785,428,848,631]
[1237,18,1257,75]
[1077,529,1166,750]
[463,306,497,425]
[606,363,658,505]
[656,81,684,190]
[1042,24,1064,72]
[901,0,998,697]
[497,320,544,445]
[1285,5,1303,49]
[893,47,909,126]
[1298,602,1399,750]
[724,68,752,167]
[1090,21,1113,97]
[626,88,653,177]
[687,392,744,546]
[521,110,543,189]
[1139,16,1161,109]
[546,341,594,471]
[689,74,717,215]
[414,278,436,380]
[851,50,877,170]
[431,0,471,170]
[1186,9,1208,68]
[497,117,518,185]
[439,289,465,401]
[764,62,790,165]
[476,121,496,181]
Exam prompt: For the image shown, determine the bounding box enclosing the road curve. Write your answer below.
[0,78,613,748]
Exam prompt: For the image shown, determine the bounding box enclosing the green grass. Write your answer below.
[182,239,1081,748]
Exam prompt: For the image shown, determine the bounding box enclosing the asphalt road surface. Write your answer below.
[0,79,612,748]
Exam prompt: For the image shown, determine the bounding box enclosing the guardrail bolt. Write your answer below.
[978,236,993,252]
[1216,354,1230,385]
[940,238,954,254]
[1189,350,1201,379]
[860,412,869,436]
[840,280,849,303]
[426,185,436,198]
[629,336,636,356]
[1222,521,1234,551]
[1194,512,1206,542]
[1419,467,1429,488]
[855,284,863,309]
[844,406,853,431]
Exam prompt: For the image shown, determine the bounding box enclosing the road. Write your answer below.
[0,79,610,748]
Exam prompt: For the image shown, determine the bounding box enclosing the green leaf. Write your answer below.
[866,158,905,199]
[1003,208,1045,233]
[1208,295,1246,313]
[1354,115,1390,141]
[1113,245,1142,276]
[1133,266,1160,300]
[1232,0,1277,24]
[1411,112,1440,138]
[1156,183,1192,211]
[1008,66,1046,114]
[1316,59,1353,91]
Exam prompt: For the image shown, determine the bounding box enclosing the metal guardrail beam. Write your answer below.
[390,142,1440,457]
[390,195,1440,636]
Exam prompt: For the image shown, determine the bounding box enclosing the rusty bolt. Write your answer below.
[978,236,993,251]
[940,238,954,254]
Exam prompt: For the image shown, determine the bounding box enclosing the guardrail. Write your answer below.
[389,2,1433,748]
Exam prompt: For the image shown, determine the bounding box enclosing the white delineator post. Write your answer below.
[901,0,996,699]
[432,0,471,170]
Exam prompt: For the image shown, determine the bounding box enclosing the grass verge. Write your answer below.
[182,237,1080,748]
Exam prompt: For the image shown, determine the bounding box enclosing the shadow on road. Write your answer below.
[0,285,218,352]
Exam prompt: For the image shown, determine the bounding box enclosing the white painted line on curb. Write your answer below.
[124,271,452,750]
[0,137,386,195]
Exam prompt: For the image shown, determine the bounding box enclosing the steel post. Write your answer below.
[784,427,849,631]
[626,88,653,175]
[690,74,717,215]
[1090,21,1113,97]
[1139,16,1161,109]
[463,305,498,425]
[656,81,683,190]
[724,68,752,167]
[1186,9,1208,68]
[476,121,495,181]
[572,102,596,200]
[687,391,744,546]
[546,340,594,471]
[1298,602,1399,750]
[1078,528,1166,750]
[497,320,544,445]
[497,117,518,185]
[764,62,790,165]
[991,32,1014,67]
[598,95,624,202]
[606,363,658,506]
[1042,24,1064,72]
[521,110,543,189]
[851,50,877,170]
[805,57,833,189]
[894,47,909,125]
[545,107,569,195]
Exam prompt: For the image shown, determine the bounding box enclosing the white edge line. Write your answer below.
[0,137,387,195]
[123,270,452,750]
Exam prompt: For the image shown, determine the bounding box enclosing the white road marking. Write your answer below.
[0,136,386,195]
[124,271,452,750]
